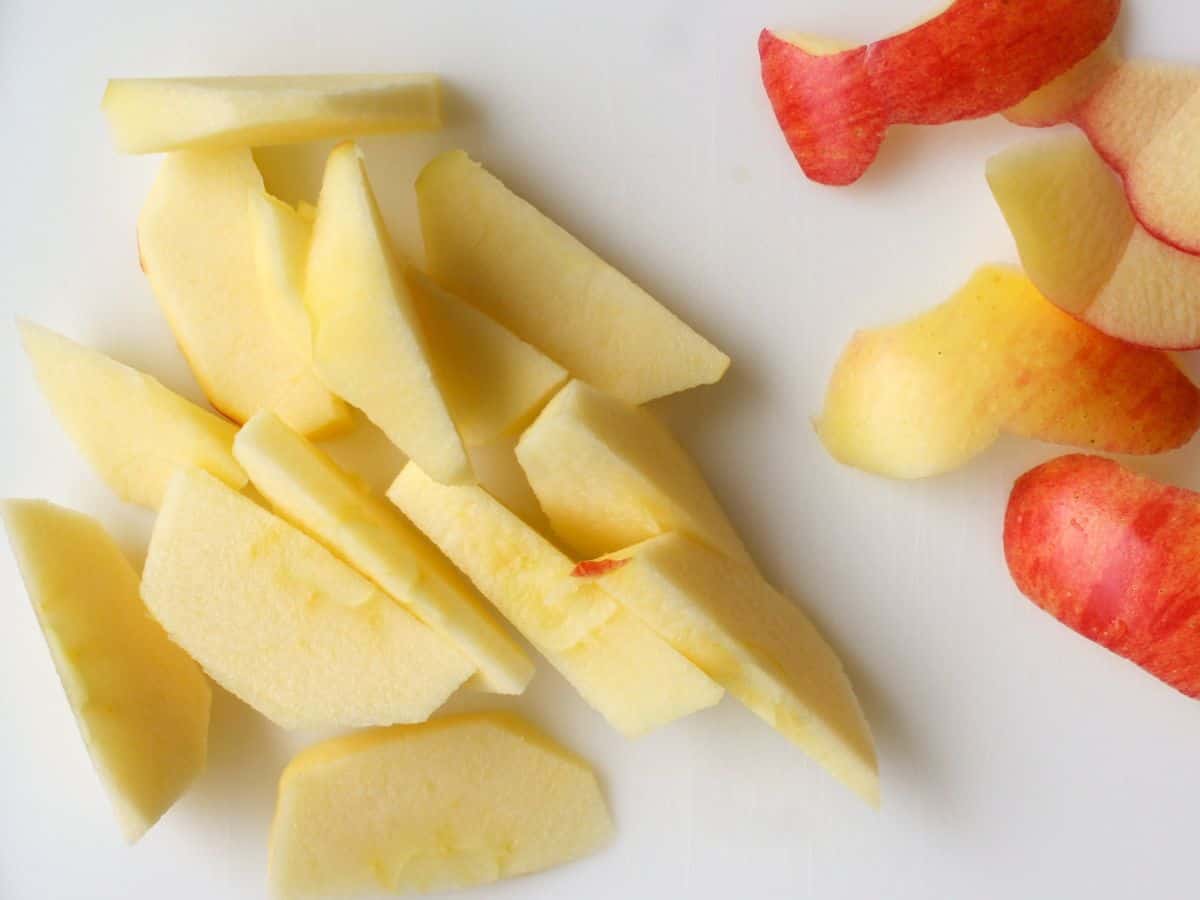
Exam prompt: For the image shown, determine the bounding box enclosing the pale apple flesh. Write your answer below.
[102,74,442,154]
[269,713,613,898]
[817,265,1200,479]
[248,189,317,363]
[18,320,247,509]
[306,143,472,485]
[758,0,1121,185]
[137,148,350,436]
[142,468,473,729]
[1004,39,1123,127]
[234,411,534,696]
[516,380,750,562]
[2,500,211,842]
[1005,455,1200,698]
[582,533,879,805]
[989,133,1200,349]
[416,150,729,405]
[387,463,724,737]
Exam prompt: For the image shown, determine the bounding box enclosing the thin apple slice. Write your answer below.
[269,713,612,898]
[102,74,441,154]
[407,269,567,446]
[1005,455,1200,698]
[817,266,1200,479]
[416,150,729,405]
[138,149,351,436]
[387,463,723,737]
[18,321,246,508]
[142,468,473,729]
[516,380,750,562]
[249,189,316,362]
[2,500,211,842]
[758,0,1120,185]
[1004,38,1123,127]
[234,412,534,696]
[579,533,878,805]
[307,143,471,484]
[989,133,1200,348]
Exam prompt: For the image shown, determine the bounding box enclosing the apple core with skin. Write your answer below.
[759,0,1120,185]
[1005,455,1200,699]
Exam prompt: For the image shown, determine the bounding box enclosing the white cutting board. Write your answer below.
[3,1,1199,898]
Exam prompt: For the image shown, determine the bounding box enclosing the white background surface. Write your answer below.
[3,1,1200,898]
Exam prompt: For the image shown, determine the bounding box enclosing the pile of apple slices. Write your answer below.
[4,74,879,896]
[765,2,1200,702]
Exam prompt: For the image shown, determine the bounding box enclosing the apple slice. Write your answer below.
[269,713,612,898]
[758,0,1120,185]
[138,149,350,436]
[578,533,878,805]
[102,74,441,154]
[416,150,730,405]
[387,463,723,737]
[516,380,750,562]
[2,500,210,842]
[307,143,471,484]
[988,133,1200,348]
[18,321,247,508]
[248,189,316,364]
[1005,455,1200,698]
[1004,38,1123,127]
[817,266,1200,479]
[234,411,534,696]
[142,468,473,729]
[407,269,567,447]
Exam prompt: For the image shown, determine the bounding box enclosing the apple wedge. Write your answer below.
[307,143,471,484]
[249,189,315,363]
[817,266,1200,479]
[269,713,612,898]
[758,0,1120,185]
[407,269,567,447]
[388,464,723,737]
[18,321,247,508]
[102,74,441,154]
[416,150,730,405]
[988,133,1200,348]
[234,411,534,696]
[1005,455,1200,698]
[2,500,211,842]
[138,148,350,435]
[577,533,877,805]
[516,380,750,562]
[142,468,473,729]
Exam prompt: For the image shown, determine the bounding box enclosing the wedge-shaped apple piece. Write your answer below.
[516,380,749,562]
[18,321,246,508]
[407,269,567,446]
[417,150,729,405]
[580,533,877,804]
[103,74,441,154]
[388,464,722,736]
[142,468,472,729]
[989,133,1200,348]
[817,266,1200,479]
[138,149,350,435]
[2,500,211,842]
[758,0,1120,185]
[270,713,612,898]
[307,143,471,484]
[249,189,314,361]
[234,412,533,695]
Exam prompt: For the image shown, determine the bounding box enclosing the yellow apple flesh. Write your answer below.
[19,321,247,508]
[102,74,441,154]
[417,150,730,404]
[249,189,319,365]
[138,149,350,435]
[142,468,472,729]
[3,500,211,842]
[306,143,471,484]
[388,464,723,737]
[234,412,533,695]
[269,713,612,898]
